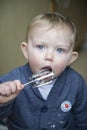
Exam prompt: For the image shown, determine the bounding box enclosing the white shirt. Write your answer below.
[38,80,56,100]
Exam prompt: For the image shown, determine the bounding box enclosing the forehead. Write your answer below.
[29,19,72,30]
[28,23,75,49]
[26,13,77,44]
[28,22,74,41]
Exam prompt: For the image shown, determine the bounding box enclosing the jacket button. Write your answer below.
[41,106,48,113]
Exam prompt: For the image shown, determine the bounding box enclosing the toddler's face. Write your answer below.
[21,25,78,77]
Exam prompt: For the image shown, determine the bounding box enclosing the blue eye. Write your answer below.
[36,45,44,50]
[56,48,65,53]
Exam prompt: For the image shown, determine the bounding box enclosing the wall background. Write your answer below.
[0,0,87,82]
[0,0,50,74]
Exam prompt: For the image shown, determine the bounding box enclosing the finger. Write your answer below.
[5,82,17,96]
[5,80,24,96]
[0,83,9,96]
[14,80,24,91]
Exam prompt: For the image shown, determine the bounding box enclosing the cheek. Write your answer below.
[53,58,69,77]
[27,52,42,73]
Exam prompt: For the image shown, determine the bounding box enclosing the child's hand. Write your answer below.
[0,80,24,104]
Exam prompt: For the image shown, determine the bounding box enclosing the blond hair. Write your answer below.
[26,12,78,48]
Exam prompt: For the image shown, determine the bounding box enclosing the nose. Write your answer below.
[44,50,54,61]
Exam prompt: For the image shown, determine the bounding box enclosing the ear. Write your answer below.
[21,42,28,60]
[68,51,78,65]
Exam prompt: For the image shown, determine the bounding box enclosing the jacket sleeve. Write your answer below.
[73,76,87,130]
[0,65,25,120]
[0,77,15,120]
[0,69,20,120]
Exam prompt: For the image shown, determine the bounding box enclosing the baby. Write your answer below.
[0,12,87,130]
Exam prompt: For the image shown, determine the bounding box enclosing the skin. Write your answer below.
[0,24,78,104]
[21,25,78,77]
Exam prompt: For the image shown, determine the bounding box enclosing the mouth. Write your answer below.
[41,66,52,72]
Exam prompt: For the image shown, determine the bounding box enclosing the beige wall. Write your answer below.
[71,49,87,82]
[0,0,87,82]
[0,0,49,74]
